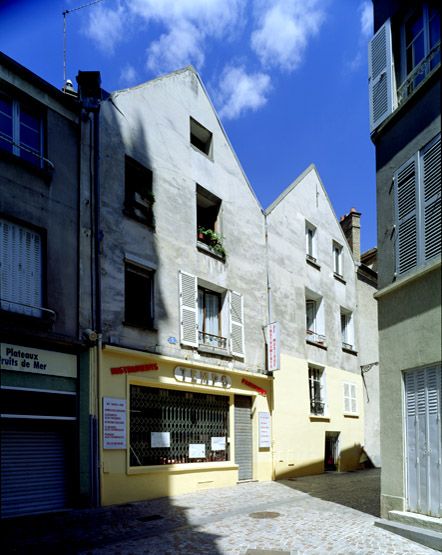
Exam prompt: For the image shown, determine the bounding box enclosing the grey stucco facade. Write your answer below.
[370,0,441,525]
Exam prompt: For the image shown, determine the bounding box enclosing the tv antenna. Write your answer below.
[63,0,106,84]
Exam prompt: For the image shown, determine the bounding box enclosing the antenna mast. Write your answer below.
[62,0,106,85]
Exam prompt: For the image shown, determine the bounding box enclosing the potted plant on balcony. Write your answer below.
[197,226,226,257]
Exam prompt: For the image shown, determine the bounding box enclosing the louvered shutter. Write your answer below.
[350,384,357,413]
[179,270,198,347]
[0,220,41,316]
[344,383,350,412]
[426,366,441,517]
[395,156,418,274]
[229,290,244,357]
[368,19,396,132]
[405,371,419,512]
[421,135,441,263]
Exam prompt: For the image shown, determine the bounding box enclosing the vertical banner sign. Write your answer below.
[258,412,271,448]
[266,321,280,371]
[103,397,127,449]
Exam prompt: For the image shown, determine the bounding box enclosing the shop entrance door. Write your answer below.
[234,395,253,481]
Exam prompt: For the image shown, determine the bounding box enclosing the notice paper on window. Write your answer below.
[211,436,226,451]
[151,431,170,448]
[189,443,206,458]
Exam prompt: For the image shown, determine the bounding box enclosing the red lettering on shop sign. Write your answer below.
[111,363,159,375]
[241,378,267,396]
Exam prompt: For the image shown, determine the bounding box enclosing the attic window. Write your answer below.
[190,117,212,156]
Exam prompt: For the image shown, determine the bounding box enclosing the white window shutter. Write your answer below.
[0,220,13,311]
[369,19,396,132]
[344,383,350,412]
[395,156,418,275]
[350,384,357,413]
[229,290,244,357]
[179,270,198,347]
[421,135,441,263]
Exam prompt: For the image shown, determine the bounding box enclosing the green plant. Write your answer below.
[197,226,226,257]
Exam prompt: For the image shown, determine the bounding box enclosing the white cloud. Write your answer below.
[120,64,138,86]
[217,65,271,120]
[83,3,126,53]
[359,1,373,38]
[146,22,205,73]
[251,0,326,72]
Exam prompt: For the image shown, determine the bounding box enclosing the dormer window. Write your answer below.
[190,117,212,157]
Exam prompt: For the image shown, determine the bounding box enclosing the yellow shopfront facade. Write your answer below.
[100,345,273,506]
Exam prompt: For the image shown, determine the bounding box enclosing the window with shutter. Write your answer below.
[369,19,396,132]
[179,271,198,347]
[395,156,418,274]
[0,219,42,317]
[229,290,244,358]
[421,135,441,263]
[344,382,357,414]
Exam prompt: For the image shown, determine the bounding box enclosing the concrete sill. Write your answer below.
[197,241,225,261]
[343,412,359,418]
[375,257,441,299]
[309,415,330,422]
[342,346,358,356]
[306,339,327,350]
[306,257,321,270]
[128,461,238,475]
[197,344,231,358]
[334,273,346,284]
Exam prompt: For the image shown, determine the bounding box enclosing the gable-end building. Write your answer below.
[369,0,441,537]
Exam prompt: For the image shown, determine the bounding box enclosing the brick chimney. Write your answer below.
[340,208,361,263]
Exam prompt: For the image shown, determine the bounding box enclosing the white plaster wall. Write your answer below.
[98,68,267,372]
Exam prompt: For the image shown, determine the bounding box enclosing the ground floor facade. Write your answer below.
[0,339,92,517]
[99,345,273,506]
[377,263,442,523]
[272,353,365,479]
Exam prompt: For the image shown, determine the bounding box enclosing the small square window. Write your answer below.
[190,117,212,156]
[124,263,154,328]
[124,155,154,227]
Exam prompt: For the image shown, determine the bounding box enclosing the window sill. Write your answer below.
[309,414,330,421]
[127,461,237,475]
[122,208,155,230]
[0,307,55,329]
[197,344,231,357]
[123,320,156,332]
[342,346,358,356]
[0,148,54,183]
[190,143,214,162]
[343,412,359,418]
[334,273,346,284]
[306,256,321,270]
[375,256,441,299]
[306,339,327,350]
[197,241,225,261]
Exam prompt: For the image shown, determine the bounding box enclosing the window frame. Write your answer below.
[305,221,317,263]
[305,290,326,346]
[0,216,47,319]
[190,117,213,158]
[309,365,326,416]
[198,286,225,348]
[340,308,355,351]
[0,91,45,170]
[333,241,344,278]
[123,155,155,228]
[124,262,155,329]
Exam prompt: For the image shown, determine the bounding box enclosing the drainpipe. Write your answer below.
[76,71,102,507]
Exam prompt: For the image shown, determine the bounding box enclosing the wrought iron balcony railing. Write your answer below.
[198,330,227,350]
[306,329,326,345]
[310,399,326,416]
[397,41,441,105]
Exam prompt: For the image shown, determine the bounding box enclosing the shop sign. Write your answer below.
[103,397,126,449]
[0,343,76,378]
[174,366,232,388]
[258,412,271,448]
[111,362,159,375]
[241,378,267,396]
[266,321,280,371]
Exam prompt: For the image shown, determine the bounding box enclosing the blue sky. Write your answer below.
[1,0,376,251]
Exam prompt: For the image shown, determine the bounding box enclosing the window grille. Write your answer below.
[130,385,229,466]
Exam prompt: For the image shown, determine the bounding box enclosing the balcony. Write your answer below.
[306,329,326,346]
[397,41,441,105]
[198,331,227,351]
[310,398,326,416]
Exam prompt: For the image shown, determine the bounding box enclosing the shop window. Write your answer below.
[190,117,212,157]
[130,385,229,466]
[0,92,44,168]
[309,366,326,416]
[124,263,154,328]
[0,218,43,317]
[124,155,154,227]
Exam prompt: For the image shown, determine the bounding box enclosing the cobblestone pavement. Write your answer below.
[2,469,439,555]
